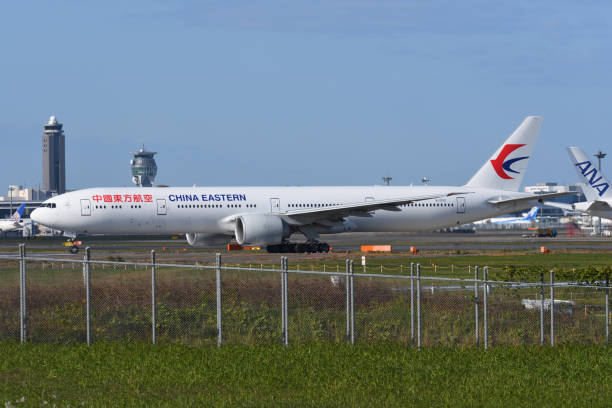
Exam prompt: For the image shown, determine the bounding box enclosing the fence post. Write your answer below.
[216,253,222,347]
[281,256,285,345]
[350,260,355,344]
[606,274,609,346]
[483,266,488,350]
[281,256,289,346]
[151,250,156,345]
[84,247,91,346]
[417,263,421,348]
[550,270,555,346]
[410,262,414,347]
[285,257,289,345]
[345,259,350,343]
[540,272,545,345]
[474,265,479,347]
[19,244,26,344]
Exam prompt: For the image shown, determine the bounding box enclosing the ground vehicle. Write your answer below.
[535,228,557,238]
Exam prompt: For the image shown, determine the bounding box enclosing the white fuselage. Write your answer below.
[32,186,540,236]
[0,219,22,233]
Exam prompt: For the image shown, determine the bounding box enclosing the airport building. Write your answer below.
[0,116,67,226]
[0,186,47,202]
[42,116,66,196]
[130,146,157,187]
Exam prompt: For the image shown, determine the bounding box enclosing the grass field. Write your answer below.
[1,342,612,407]
[1,250,611,347]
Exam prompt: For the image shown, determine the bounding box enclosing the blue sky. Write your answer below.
[2,1,612,190]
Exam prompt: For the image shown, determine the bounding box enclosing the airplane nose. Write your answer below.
[30,208,43,224]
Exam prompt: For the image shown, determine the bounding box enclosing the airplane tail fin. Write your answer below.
[524,205,540,221]
[567,147,612,200]
[465,116,542,192]
[10,203,26,222]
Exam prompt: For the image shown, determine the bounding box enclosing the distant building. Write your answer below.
[524,182,584,203]
[42,116,66,195]
[0,185,47,202]
[130,146,157,187]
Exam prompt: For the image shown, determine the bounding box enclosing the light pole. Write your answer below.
[8,186,16,216]
[594,151,607,235]
[382,176,392,186]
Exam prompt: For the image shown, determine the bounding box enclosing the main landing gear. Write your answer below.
[266,242,330,253]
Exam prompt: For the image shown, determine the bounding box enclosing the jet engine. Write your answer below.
[186,233,231,247]
[234,214,289,246]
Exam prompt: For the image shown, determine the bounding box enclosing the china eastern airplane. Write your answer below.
[31,116,569,253]
[544,147,612,221]
[0,203,26,233]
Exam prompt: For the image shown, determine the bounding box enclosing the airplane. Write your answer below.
[31,116,570,253]
[490,205,540,224]
[0,203,27,233]
[544,147,612,221]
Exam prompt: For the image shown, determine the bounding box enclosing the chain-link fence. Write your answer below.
[0,245,610,347]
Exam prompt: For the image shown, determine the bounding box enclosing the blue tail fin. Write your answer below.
[524,205,540,221]
[10,203,26,222]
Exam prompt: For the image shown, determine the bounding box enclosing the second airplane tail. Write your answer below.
[567,147,612,201]
[9,203,26,223]
[465,116,542,192]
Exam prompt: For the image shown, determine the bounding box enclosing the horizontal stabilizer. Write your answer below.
[488,192,574,206]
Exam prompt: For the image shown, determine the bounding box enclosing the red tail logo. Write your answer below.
[490,144,528,180]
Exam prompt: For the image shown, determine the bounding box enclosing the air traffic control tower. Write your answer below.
[42,116,66,195]
[130,146,157,187]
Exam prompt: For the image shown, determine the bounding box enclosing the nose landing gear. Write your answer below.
[63,239,82,254]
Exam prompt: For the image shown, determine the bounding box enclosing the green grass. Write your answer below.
[1,342,612,407]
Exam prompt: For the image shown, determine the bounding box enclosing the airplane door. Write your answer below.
[156,199,167,215]
[270,198,280,213]
[80,199,91,216]
[456,197,466,214]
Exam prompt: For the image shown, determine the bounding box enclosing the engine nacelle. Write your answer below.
[186,233,231,247]
[234,214,289,246]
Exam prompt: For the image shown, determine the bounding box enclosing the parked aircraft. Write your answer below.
[544,147,612,221]
[490,205,540,224]
[0,203,26,233]
[31,116,568,252]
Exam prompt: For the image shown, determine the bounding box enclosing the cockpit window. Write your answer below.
[45,203,57,208]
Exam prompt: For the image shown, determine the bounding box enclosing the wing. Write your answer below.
[542,201,574,211]
[584,200,612,212]
[543,199,612,214]
[219,191,472,226]
[281,192,470,224]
